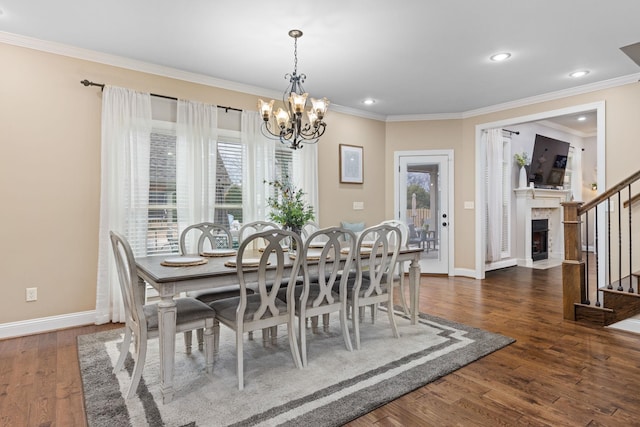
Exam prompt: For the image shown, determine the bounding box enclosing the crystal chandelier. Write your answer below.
[258,29,329,150]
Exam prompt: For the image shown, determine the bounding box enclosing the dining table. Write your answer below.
[135,246,423,403]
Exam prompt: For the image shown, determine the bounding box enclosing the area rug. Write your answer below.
[78,308,514,427]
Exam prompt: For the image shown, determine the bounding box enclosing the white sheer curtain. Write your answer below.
[241,111,275,223]
[96,86,152,324]
[485,128,504,262]
[176,100,218,243]
[292,143,320,222]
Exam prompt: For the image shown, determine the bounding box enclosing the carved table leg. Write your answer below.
[157,284,177,404]
[409,256,421,324]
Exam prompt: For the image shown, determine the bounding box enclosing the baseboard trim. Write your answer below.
[0,310,96,340]
[454,268,477,279]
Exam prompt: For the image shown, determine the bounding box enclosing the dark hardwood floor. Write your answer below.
[2,265,640,426]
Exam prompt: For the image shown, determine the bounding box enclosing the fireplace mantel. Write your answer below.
[514,188,571,267]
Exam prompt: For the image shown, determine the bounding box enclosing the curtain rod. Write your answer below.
[503,129,520,135]
[80,79,243,113]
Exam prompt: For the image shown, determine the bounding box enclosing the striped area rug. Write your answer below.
[78,308,514,427]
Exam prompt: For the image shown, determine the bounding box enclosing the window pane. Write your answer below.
[215,140,243,226]
[148,130,178,255]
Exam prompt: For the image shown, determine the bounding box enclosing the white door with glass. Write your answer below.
[395,151,452,274]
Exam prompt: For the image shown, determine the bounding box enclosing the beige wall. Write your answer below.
[3,40,640,326]
[0,42,387,324]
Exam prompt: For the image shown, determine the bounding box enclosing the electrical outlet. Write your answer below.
[26,287,37,302]
[353,201,364,210]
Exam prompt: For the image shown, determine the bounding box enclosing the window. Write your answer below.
[214,136,243,227]
[144,123,296,256]
[147,126,178,255]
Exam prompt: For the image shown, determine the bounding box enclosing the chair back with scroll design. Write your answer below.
[179,222,233,255]
[238,221,280,243]
[380,219,411,314]
[301,221,320,241]
[210,228,303,390]
[179,222,235,351]
[349,223,401,349]
[296,226,356,366]
[109,231,216,398]
[238,220,280,250]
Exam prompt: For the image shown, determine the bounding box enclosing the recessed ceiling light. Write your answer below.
[569,70,590,78]
[362,98,376,105]
[577,116,586,121]
[490,52,511,62]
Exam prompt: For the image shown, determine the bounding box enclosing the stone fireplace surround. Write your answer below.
[514,188,571,268]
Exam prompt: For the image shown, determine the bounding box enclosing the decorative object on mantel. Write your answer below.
[514,151,529,188]
[265,177,315,254]
[258,29,330,150]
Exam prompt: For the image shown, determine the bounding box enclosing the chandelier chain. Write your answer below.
[293,37,298,76]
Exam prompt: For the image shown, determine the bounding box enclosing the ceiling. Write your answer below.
[1,0,639,125]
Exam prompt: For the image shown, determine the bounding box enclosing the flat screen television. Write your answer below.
[528,134,570,189]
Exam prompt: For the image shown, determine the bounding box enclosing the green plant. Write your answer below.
[514,152,529,167]
[265,177,315,229]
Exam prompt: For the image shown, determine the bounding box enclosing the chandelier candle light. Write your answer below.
[258,29,329,150]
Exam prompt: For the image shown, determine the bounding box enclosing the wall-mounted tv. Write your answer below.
[528,134,570,189]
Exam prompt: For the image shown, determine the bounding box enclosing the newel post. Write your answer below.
[561,201,585,320]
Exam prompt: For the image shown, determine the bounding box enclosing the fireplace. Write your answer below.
[531,219,549,261]
[514,188,570,267]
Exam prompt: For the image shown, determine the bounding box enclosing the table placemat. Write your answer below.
[200,249,237,257]
[161,256,208,267]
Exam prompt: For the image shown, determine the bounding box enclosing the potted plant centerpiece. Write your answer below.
[265,177,315,253]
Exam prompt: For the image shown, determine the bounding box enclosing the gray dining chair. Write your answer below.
[209,229,303,390]
[301,220,320,241]
[238,220,280,245]
[281,226,355,367]
[237,220,281,342]
[179,222,246,352]
[109,231,217,398]
[380,219,411,315]
[345,224,401,349]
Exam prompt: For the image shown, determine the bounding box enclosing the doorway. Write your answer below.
[395,150,453,274]
[475,101,605,279]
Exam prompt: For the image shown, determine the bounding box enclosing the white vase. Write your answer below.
[518,166,527,188]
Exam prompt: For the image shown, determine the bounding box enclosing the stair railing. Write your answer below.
[562,170,640,320]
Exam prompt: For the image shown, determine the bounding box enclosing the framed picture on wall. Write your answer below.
[339,144,364,184]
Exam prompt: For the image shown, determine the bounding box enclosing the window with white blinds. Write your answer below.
[214,138,243,226]
[147,127,178,255]
[144,124,295,256]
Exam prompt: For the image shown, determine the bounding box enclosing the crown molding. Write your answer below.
[0,31,386,121]
[384,74,640,122]
[385,112,463,122]
[459,74,640,120]
[536,119,596,138]
[3,31,638,124]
